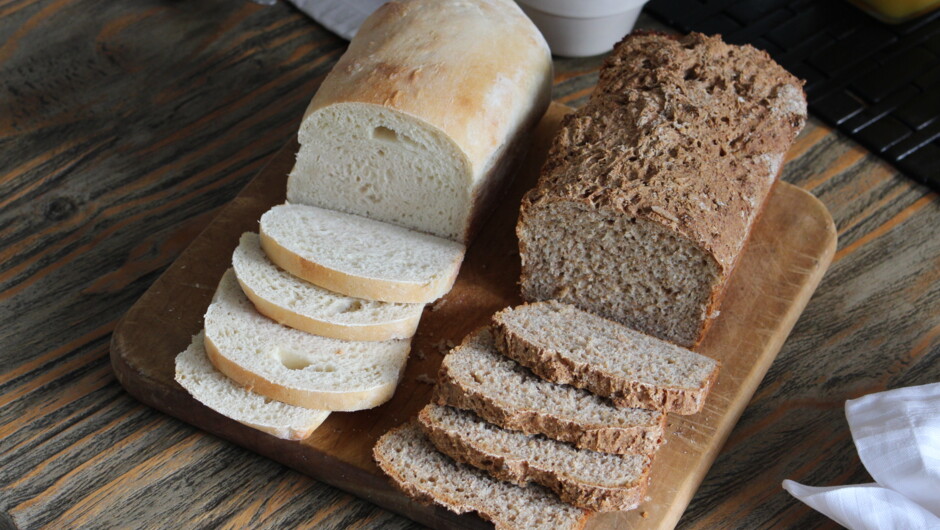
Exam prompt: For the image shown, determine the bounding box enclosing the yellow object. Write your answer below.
[850,0,940,23]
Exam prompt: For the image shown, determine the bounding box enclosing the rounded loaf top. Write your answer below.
[306,0,553,170]
[526,32,807,272]
[598,31,807,153]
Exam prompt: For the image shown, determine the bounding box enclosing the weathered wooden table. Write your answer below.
[1,2,937,528]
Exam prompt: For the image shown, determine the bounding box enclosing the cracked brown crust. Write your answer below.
[433,329,666,454]
[418,406,651,512]
[518,32,806,347]
[491,314,720,415]
[525,32,806,272]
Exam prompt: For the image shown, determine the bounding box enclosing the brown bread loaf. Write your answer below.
[517,32,807,347]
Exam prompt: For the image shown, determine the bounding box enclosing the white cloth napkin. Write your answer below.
[286,0,388,40]
[783,382,940,529]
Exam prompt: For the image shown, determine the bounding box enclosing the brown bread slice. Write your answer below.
[373,422,588,530]
[434,328,665,454]
[418,404,653,512]
[492,301,719,414]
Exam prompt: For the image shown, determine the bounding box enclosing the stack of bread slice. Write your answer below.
[374,301,720,524]
[175,204,466,440]
[169,0,552,443]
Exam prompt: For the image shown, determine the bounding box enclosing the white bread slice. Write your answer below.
[259,204,465,303]
[175,331,330,440]
[287,0,552,243]
[374,422,588,530]
[203,270,411,411]
[232,232,424,341]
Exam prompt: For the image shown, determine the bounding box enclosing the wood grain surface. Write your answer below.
[1,2,938,529]
[109,101,835,529]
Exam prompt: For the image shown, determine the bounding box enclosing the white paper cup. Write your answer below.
[517,0,649,57]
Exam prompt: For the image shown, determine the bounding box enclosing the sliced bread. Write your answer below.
[203,269,411,411]
[175,331,330,440]
[492,301,720,414]
[419,404,652,512]
[232,232,424,341]
[373,422,588,530]
[259,204,465,304]
[435,328,665,454]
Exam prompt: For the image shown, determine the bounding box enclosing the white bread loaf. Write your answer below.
[203,270,411,411]
[286,0,552,243]
[232,232,425,341]
[259,204,465,304]
[175,331,330,441]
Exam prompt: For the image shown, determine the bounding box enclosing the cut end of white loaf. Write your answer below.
[290,103,473,242]
[174,331,330,441]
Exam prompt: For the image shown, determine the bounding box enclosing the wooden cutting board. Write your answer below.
[110,102,837,529]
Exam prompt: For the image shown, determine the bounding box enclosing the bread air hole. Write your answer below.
[372,125,418,147]
[276,348,312,370]
[340,300,364,314]
[373,125,398,142]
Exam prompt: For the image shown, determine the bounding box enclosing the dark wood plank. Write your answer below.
[1,1,937,528]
